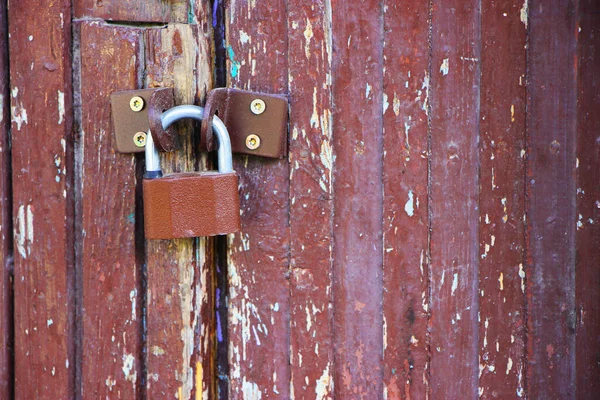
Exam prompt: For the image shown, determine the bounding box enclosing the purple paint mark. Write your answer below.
[212,0,219,28]
[216,312,223,342]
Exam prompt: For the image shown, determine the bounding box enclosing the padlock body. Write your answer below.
[143,172,241,239]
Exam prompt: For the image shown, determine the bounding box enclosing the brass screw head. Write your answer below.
[250,99,266,115]
[245,134,261,150]
[130,96,145,112]
[133,132,147,147]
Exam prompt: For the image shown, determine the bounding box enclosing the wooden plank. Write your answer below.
[144,23,216,399]
[287,1,334,398]
[477,1,527,398]
[0,0,11,396]
[429,0,480,397]
[330,1,384,397]
[526,1,578,398]
[74,0,189,23]
[8,1,75,398]
[225,0,291,397]
[78,21,143,398]
[381,0,430,398]
[575,0,600,396]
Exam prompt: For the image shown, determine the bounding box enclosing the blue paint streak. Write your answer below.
[226,45,240,78]
[212,0,219,27]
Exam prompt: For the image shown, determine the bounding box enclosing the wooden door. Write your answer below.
[0,0,599,399]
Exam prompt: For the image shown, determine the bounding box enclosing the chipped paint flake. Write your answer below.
[405,190,415,217]
[440,58,449,75]
[315,363,332,400]
[57,90,65,125]
[451,273,459,296]
[303,18,314,60]
[520,0,528,27]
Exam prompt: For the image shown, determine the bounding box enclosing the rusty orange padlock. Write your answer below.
[142,106,241,239]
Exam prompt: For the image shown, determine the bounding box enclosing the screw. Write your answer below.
[250,99,266,115]
[245,134,261,150]
[130,96,145,112]
[133,132,147,147]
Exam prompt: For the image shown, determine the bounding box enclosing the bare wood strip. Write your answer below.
[477,1,528,398]
[225,0,291,397]
[287,1,334,398]
[79,21,142,398]
[73,0,188,23]
[381,1,431,398]
[428,0,481,397]
[575,0,600,397]
[330,0,385,397]
[525,1,578,397]
[0,0,12,396]
[8,0,75,397]
[144,23,216,400]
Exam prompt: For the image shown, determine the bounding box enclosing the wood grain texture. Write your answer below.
[0,0,11,396]
[381,0,430,398]
[575,0,600,397]
[8,0,75,398]
[225,0,291,397]
[287,1,334,398]
[526,1,578,398]
[429,0,480,397]
[330,1,384,397]
[74,0,189,23]
[144,23,216,400]
[78,21,142,398]
[478,1,527,398]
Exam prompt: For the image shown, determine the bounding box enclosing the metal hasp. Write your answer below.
[110,87,289,159]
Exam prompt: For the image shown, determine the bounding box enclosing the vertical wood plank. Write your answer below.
[287,1,334,398]
[73,0,188,23]
[225,0,291,397]
[144,23,216,400]
[78,21,143,398]
[330,1,384,397]
[8,1,75,398]
[576,0,600,396]
[429,0,480,397]
[0,0,11,395]
[381,0,430,398]
[478,1,527,398]
[526,1,578,398]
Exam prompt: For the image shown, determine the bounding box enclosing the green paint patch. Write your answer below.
[226,45,241,78]
[127,213,135,224]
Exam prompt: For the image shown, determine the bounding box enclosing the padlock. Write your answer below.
[142,105,241,239]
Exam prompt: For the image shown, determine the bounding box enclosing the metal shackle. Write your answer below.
[145,105,234,178]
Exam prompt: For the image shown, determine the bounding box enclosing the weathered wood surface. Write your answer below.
[526,1,578,398]
[0,1,11,396]
[429,1,480,397]
[9,0,75,398]
[78,22,143,398]
[225,0,291,398]
[576,0,600,397]
[287,1,334,398]
[478,1,527,398]
[382,0,430,398]
[74,0,185,23]
[144,23,216,399]
[331,0,384,397]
